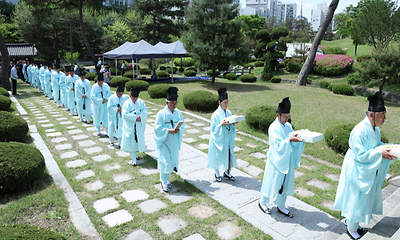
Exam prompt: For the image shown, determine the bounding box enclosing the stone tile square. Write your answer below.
[116,151,130,157]
[199,134,209,140]
[183,138,196,143]
[294,187,315,197]
[99,138,110,143]
[197,144,209,150]
[87,127,97,132]
[139,168,158,175]
[53,114,62,117]
[38,119,50,123]
[93,154,111,162]
[166,192,192,204]
[187,129,200,134]
[35,116,46,119]
[60,151,78,159]
[139,199,167,214]
[82,123,92,127]
[183,234,205,240]
[234,146,243,152]
[113,173,133,183]
[42,123,54,128]
[216,221,241,240]
[307,179,331,190]
[244,165,263,177]
[121,189,149,203]
[125,229,152,240]
[68,129,83,135]
[93,197,120,214]
[235,137,242,141]
[66,159,87,168]
[47,132,62,137]
[322,200,338,211]
[249,152,267,159]
[72,134,88,140]
[79,140,96,147]
[103,163,121,171]
[188,205,216,219]
[55,143,72,151]
[66,125,76,129]
[84,180,104,191]
[185,119,193,122]
[102,209,133,227]
[147,119,155,123]
[45,128,56,133]
[84,147,103,154]
[236,159,249,168]
[203,126,211,131]
[157,215,187,235]
[75,170,95,180]
[192,122,204,127]
[51,137,67,143]
[245,143,258,148]
[57,117,68,120]
[295,170,304,178]
[60,121,73,125]
[325,174,339,181]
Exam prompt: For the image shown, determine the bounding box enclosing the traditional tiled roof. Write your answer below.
[0,43,38,57]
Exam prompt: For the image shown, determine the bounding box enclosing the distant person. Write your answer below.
[102,64,111,85]
[91,73,111,136]
[44,63,53,100]
[65,65,79,115]
[75,69,92,123]
[10,62,19,95]
[96,57,102,72]
[74,62,79,76]
[107,82,129,147]
[121,61,126,76]
[51,64,62,107]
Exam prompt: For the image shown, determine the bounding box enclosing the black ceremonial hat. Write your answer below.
[53,63,60,69]
[276,97,291,114]
[97,72,104,81]
[64,65,71,72]
[368,92,386,112]
[117,82,125,93]
[130,87,140,97]
[79,68,86,76]
[217,87,228,101]
[166,87,178,101]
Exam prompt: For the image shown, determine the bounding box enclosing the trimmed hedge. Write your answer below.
[285,58,303,73]
[254,61,265,67]
[110,68,121,75]
[0,111,28,142]
[321,47,347,55]
[328,84,334,91]
[186,66,197,72]
[325,124,354,154]
[271,76,281,83]
[157,71,169,78]
[123,71,135,79]
[125,80,149,92]
[184,70,197,77]
[0,87,9,97]
[148,84,170,98]
[320,81,330,89]
[246,105,277,133]
[160,66,167,70]
[0,95,11,110]
[332,84,354,96]
[166,67,177,74]
[249,58,256,62]
[226,73,237,80]
[0,224,67,239]
[346,73,361,85]
[241,74,256,83]
[139,68,152,75]
[0,142,45,193]
[244,63,254,69]
[85,72,96,81]
[207,69,220,77]
[183,90,219,112]
[110,76,130,87]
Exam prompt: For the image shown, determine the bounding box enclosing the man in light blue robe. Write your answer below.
[120,87,147,165]
[60,68,69,108]
[91,73,111,135]
[259,97,305,218]
[30,62,37,88]
[65,66,79,115]
[51,64,62,107]
[36,63,42,92]
[44,64,53,100]
[27,61,32,86]
[75,69,92,123]
[207,88,237,181]
[39,63,47,96]
[334,92,395,240]
[107,82,129,147]
[154,87,185,192]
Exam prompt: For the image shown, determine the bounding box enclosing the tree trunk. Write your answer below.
[212,62,216,84]
[0,32,10,90]
[54,37,60,65]
[354,43,358,57]
[79,0,97,66]
[296,0,339,86]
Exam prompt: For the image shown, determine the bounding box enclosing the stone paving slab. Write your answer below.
[60,121,73,125]
[66,159,87,168]
[72,134,89,140]
[244,165,263,177]
[47,132,62,137]
[199,134,210,140]
[79,140,96,147]
[166,192,193,204]
[121,189,149,203]
[76,170,95,180]
[157,215,187,235]
[42,123,54,128]
[138,199,167,213]
[113,173,133,183]
[103,163,121,171]
[116,151,130,157]
[249,152,267,159]
[51,137,67,143]
[92,154,111,162]
[102,209,133,227]
[68,129,83,135]
[187,129,200,134]
[93,197,120,214]
[307,179,330,190]
[55,143,72,151]
[66,125,76,129]
[183,138,196,143]
[38,119,50,123]
[216,221,241,240]
[125,229,152,240]
[84,147,103,154]
[45,128,56,132]
[183,234,206,240]
[139,168,158,175]
[60,151,78,159]
[84,180,105,191]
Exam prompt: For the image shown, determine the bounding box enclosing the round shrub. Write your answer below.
[0,224,66,239]
[186,66,197,72]
[320,81,330,89]
[346,73,361,85]
[139,68,152,75]
[157,71,169,78]
[185,70,197,77]
[0,111,28,142]
[285,58,303,73]
[241,74,257,83]
[332,84,354,96]
[110,76,130,87]
[246,105,277,133]
[85,72,96,81]
[207,69,220,77]
[254,61,265,67]
[0,87,8,97]
[167,67,178,74]
[313,55,354,76]
[123,71,135,79]
[0,95,11,110]
[244,63,254,69]
[148,84,170,98]
[173,57,196,67]
[160,65,167,70]
[110,68,121,75]
[125,80,149,92]
[183,91,219,112]
[226,73,237,80]
[0,142,45,193]
[328,84,334,91]
[271,76,281,83]
[325,123,354,154]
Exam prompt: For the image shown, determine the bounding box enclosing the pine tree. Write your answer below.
[262,52,273,81]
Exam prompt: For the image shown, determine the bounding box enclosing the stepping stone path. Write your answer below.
[93,154,111,162]
[125,229,152,240]
[192,122,204,127]
[72,134,88,140]
[157,215,187,235]
[188,205,216,219]
[93,197,120,214]
[199,134,209,139]
[68,129,83,134]
[295,170,304,178]
[307,179,331,190]
[113,173,133,183]
[102,209,133,227]
[325,174,339,181]
[138,199,167,213]
[84,180,105,191]
[47,132,62,137]
[60,121,73,125]
[187,129,200,134]
[197,143,209,150]
[66,125,76,129]
[139,168,158,175]
[249,152,267,159]
[245,143,257,148]
[84,147,103,154]
[60,151,78,159]
[66,159,87,168]
[116,151,130,157]
[295,187,315,197]
[75,170,95,180]
[216,221,241,240]
[121,189,149,203]
[183,138,196,143]
[244,165,263,177]
[45,129,56,132]
[42,123,54,128]
[203,126,211,131]
[55,144,72,150]
[51,137,67,143]
[79,140,96,147]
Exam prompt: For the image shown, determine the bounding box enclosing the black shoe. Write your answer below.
[161,183,169,192]
[223,171,235,181]
[346,229,361,240]
[357,227,368,237]
[174,167,178,173]
[136,156,140,160]
[258,201,271,215]
[277,207,293,218]
[215,174,222,182]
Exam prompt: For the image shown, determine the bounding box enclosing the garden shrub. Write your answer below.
[159,65,167,70]
[321,47,347,55]
[110,76,130,87]
[139,68,152,75]
[174,57,195,67]
[0,95,11,110]
[320,81,330,89]
[246,105,277,133]
[0,142,45,193]
[85,72,96,81]
[125,80,149,92]
[167,67,178,74]
[325,123,354,154]
[123,71,135,79]
[271,76,281,83]
[332,84,354,96]
[148,84,171,98]
[307,78,313,84]
[278,62,285,68]
[226,73,237,80]
[110,68,121,75]
[346,73,361,85]
[254,61,265,67]
[0,224,67,240]
[357,55,372,62]
[183,91,219,112]
[0,111,29,142]
[328,84,334,91]
[240,74,257,83]
[0,87,8,97]
[244,63,254,69]
[157,71,169,78]
[313,55,354,76]
[186,66,197,72]
[249,58,256,62]
[184,70,197,77]
[285,58,303,73]
[207,69,220,77]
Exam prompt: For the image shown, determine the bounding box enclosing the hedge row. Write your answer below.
[0,111,28,142]
[183,90,218,112]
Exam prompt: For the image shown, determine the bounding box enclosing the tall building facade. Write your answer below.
[240,0,297,22]
[104,0,133,7]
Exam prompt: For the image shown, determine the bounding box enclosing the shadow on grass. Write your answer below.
[198,79,272,93]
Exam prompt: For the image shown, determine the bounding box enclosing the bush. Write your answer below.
[285,58,303,73]
[328,84,334,91]
[110,68,121,75]
[186,66,197,72]
[226,73,237,80]
[148,84,171,98]
[174,57,195,67]
[123,71,135,79]
[0,95,11,110]
[313,55,354,76]
[0,87,9,97]
[110,76,130,87]
[278,62,285,68]
[160,65,167,70]
[241,74,257,83]
[325,123,354,154]
[243,63,254,69]
[321,47,347,55]
[307,78,313,84]
[254,61,265,67]
[85,72,96,81]
[167,67,178,74]
[157,71,169,78]
[183,91,219,112]
[249,58,256,62]
[207,69,220,77]
[246,105,277,133]
[357,55,372,62]
[320,81,330,89]
[0,142,45,193]
[125,80,149,92]
[184,70,197,77]
[139,68,152,75]
[261,52,273,81]
[346,73,361,85]
[0,224,67,239]
[332,84,354,96]
[271,76,281,83]
[0,111,28,142]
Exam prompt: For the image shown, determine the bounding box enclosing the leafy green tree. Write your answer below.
[346,18,366,56]
[254,27,288,70]
[64,52,80,63]
[0,19,20,43]
[333,12,349,37]
[183,0,247,84]
[262,52,273,81]
[101,20,137,52]
[237,14,265,41]
[0,0,15,22]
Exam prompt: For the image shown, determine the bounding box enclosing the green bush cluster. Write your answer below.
[0,86,9,97]
[0,142,45,193]
[346,73,362,85]
[245,105,277,133]
[157,71,169,78]
[167,67,177,74]
[125,80,149,92]
[278,62,285,68]
[254,61,265,67]
[0,224,67,239]
[243,63,254,69]
[148,84,171,98]
[325,123,354,154]
[319,81,330,89]
[285,58,303,73]
[85,72,96,81]
[184,70,197,77]
[240,74,256,83]
[248,58,256,62]
[0,111,28,142]
[110,68,121,75]
[186,66,197,72]
[0,94,11,110]
[139,68,152,75]
[207,69,220,77]
[110,76,130,87]
[332,84,354,96]
[271,76,281,83]
[321,47,347,55]
[159,65,167,70]
[357,55,372,62]
[226,73,237,80]
[123,72,135,79]
[328,84,334,91]
[173,57,195,67]
[183,90,219,112]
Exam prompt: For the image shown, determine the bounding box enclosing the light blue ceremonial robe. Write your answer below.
[30,66,36,87]
[107,94,129,139]
[44,69,53,97]
[65,74,79,111]
[120,98,148,152]
[27,65,32,84]
[51,71,62,103]
[260,118,305,201]
[75,78,92,117]
[334,116,392,225]
[59,73,68,106]
[22,63,27,81]
[40,67,47,92]
[154,106,185,174]
[91,83,111,127]
[207,106,237,170]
